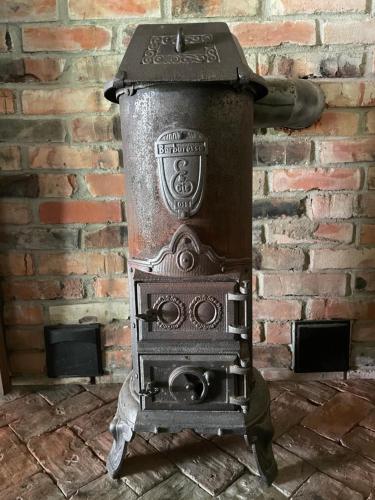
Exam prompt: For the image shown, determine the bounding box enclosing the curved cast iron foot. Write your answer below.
[106,415,134,479]
[245,410,278,486]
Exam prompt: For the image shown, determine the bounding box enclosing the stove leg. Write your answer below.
[106,415,134,479]
[245,409,277,486]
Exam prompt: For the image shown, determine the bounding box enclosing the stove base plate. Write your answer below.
[107,368,277,485]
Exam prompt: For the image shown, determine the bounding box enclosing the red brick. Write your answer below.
[85,173,125,197]
[369,168,375,190]
[0,0,56,21]
[2,473,65,499]
[323,20,375,45]
[29,145,119,169]
[253,299,302,320]
[9,351,46,375]
[102,321,131,347]
[358,194,375,217]
[306,298,375,320]
[232,21,315,48]
[0,89,15,114]
[320,138,375,164]
[366,109,375,133]
[69,0,160,18]
[260,245,305,270]
[5,325,45,350]
[252,321,262,343]
[4,302,43,325]
[311,248,375,270]
[39,200,122,224]
[261,273,348,297]
[313,223,353,244]
[39,174,77,197]
[270,0,365,14]
[290,110,359,136]
[104,349,132,370]
[22,88,110,115]
[2,279,84,300]
[173,0,258,16]
[352,321,375,342]
[24,57,66,82]
[0,253,34,276]
[71,55,121,84]
[23,26,111,52]
[0,145,20,171]
[0,201,32,224]
[37,252,125,275]
[265,322,291,344]
[84,226,125,248]
[307,193,354,220]
[72,116,115,142]
[355,272,375,293]
[319,80,375,107]
[270,392,316,439]
[272,168,361,192]
[93,277,128,298]
[360,224,375,245]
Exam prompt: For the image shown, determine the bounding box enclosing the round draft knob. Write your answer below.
[168,366,213,404]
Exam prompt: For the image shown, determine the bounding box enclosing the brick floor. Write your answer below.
[0,380,375,499]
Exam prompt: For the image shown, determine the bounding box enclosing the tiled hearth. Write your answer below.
[0,380,374,499]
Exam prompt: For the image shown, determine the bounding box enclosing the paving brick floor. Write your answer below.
[1,380,375,499]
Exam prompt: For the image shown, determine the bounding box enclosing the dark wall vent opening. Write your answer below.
[293,320,351,373]
[45,323,103,378]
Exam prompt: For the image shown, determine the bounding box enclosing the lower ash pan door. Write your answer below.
[139,354,238,411]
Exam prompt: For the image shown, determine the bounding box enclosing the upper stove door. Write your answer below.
[136,281,238,341]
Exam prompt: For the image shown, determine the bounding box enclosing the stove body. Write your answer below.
[103,22,324,484]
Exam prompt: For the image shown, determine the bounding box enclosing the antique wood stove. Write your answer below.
[104,22,324,485]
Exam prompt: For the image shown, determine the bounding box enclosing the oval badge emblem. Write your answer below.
[155,128,208,219]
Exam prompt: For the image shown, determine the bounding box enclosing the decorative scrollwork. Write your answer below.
[189,295,222,329]
[154,295,185,329]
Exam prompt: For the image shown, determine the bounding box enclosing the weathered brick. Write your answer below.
[38,173,77,197]
[93,277,128,298]
[5,325,44,351]
[102,321,131,347]
[71,55,122,83]
[311,248,375,270]
[319,80,375,107]
[272,168,361,192]
[37,252,125,275]
[260,245,305,270]
[320,138,375,163]
[2,278,84,300]
[291,110,360,136]
[352,320,375,341]
[84,383,120,402]
[29,145,119,169]
[0,57,65,83]
[69,0,160,18]
[352,344,375,368]
[279,381,337,405]
[23,26,112,51]
[74,475,137,499]
[306,298,375,320]
[103,349,132,370]
[138,472,208,500]
[270,0,365,14]
[0,89,15,114]
[323,20,375,45]
[49,301,128,324]
[0,26,12,53]
[266,217,314,244]
[261,273,348,297]
[0,145,20,171]
[292,472,362,500]
[2,473,65,500]
[4,302,43,325]
[84,225,127,248]
[253,198,304,218]
[358,193,375,217]
[218,473,285,499]
[252,170,265,197]
[232,21,315,48]
[22,88,111,114]
[173,0,258,17]
[39,200,122,224]
[85,173,125,197]
[313,223,353,243]
[253,299,302,320]
[369,168,375,190]
[0,0,57,21]
[0,174,39,198]
[264,322,291,344]
[254,140,311,166]
[307,193,354,220]
[342,426,375,463]
[0,201,32,224]
[355,272,375,292]
[72,116,117,142]
[360,224,375,245]
[0,253,33,276]
[0,227,78,250]
[271,391,315,438]
[367,109,375,133]
[0,119,65,142]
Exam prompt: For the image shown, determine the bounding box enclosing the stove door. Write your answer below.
[136,281,237,341]
[139,353,239,411]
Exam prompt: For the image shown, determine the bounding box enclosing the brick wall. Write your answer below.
[0,0,374,381]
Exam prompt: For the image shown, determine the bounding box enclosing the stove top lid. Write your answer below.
[104,22,267,103]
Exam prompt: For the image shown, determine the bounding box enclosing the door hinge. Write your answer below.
[226,280,251,340]
[229,359,251,413]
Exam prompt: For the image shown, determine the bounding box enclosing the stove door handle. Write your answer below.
[136,309,158,323]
